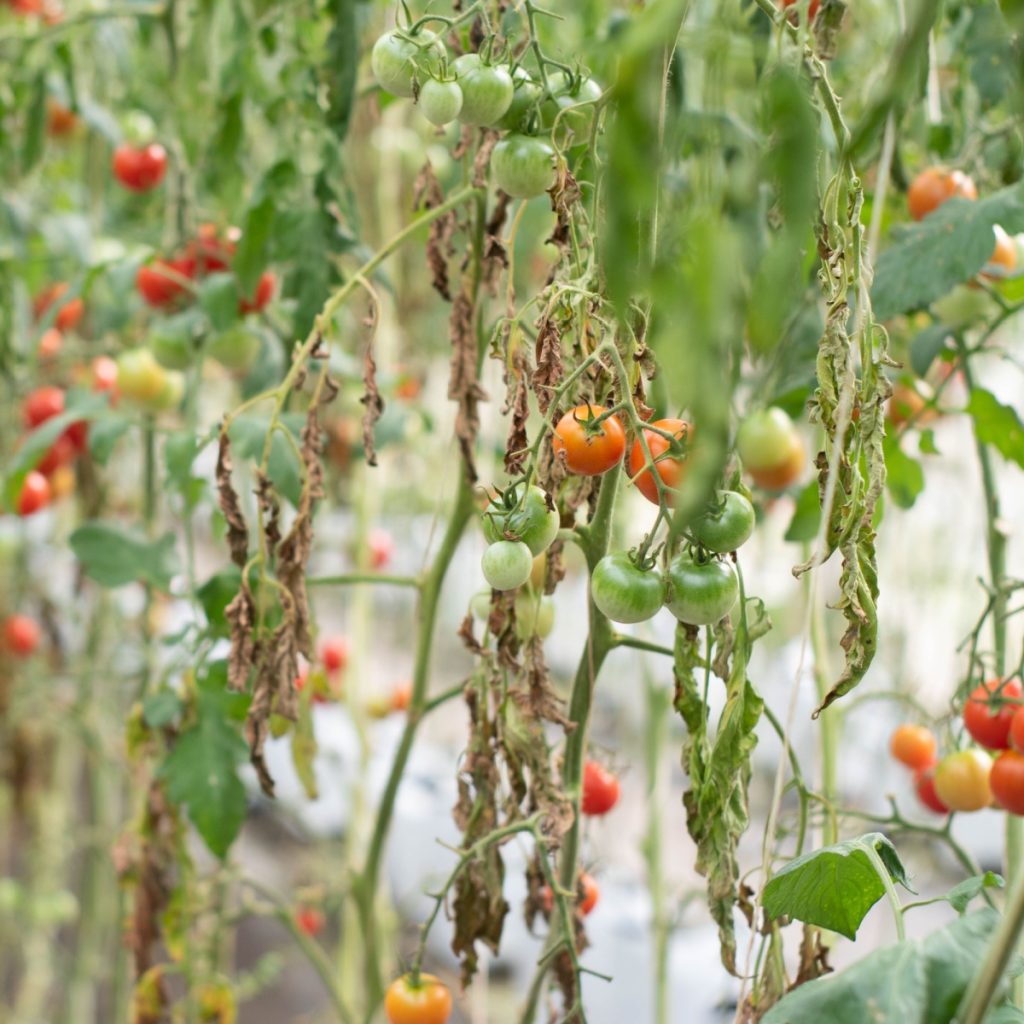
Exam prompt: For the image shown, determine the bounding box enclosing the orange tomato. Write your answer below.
[34,283,84,332]
[383,973,452,1024]
[887,382,934,430]
[907,167,977,221]
[890,724,938,771]
[983,226,1017,279]
[38,327,63,361]
[552,405,626,476]
[627,418,692,505]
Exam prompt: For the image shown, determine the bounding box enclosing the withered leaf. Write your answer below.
[360,322,384,468]
[225,582,258,692]
[216,433,249,568]
[532,315,564,413]
[448,287,486,483]
[414,161,458,301]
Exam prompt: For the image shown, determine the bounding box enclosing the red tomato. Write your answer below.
[34,283,84,331]
[963,678,1022,750]
[17,471,51,516]
[889,724,938,771]
[4,614,41,656]
[627,418,692,505]
[37,328,63,362]
[112,143,168,191]
[552,404,626,476]
[369,528,395,569]
[295,907,326,936]
[581,760,620,816]
[239,271,276,314]
[384,974,452,1024]
[907,167,977,221]
[186,223,238,274]
[22,385,65,428]
[136,259,195,308]
[1010,706,1024,753]
[990,750,1024,815]
[914,766,949,815]
[321,636,350,674]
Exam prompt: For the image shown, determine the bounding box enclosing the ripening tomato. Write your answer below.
[34,283,84,331]
[581,760,620,816]
[239,271,276,314]
[553,405,626,476]
[17,471,51,516]
[990,750,1024,815]
[907,167,977,222]
[112,142,168,191]
[4,614,41,656]
[890,724,938,771]
[691,491,755,553]
[46,98,77,137]
[914,766,949,815]
[49,464,75,501]
[737,408,805,490]
[628,418,692,505]
[117,349,168,406]
[887,382,934,430]
[321,636,349,674]
[590,552,663,624]
[983,226,1018,279]
[542,871,599,916]
[295,907,326,936]
[383,973,452,1024]
[934,749,993,812]
[665,554,738,625]
[35,432,76,476]
[137,259,195,308]
[22,385,64,428]
[391,682,412,713]
[963,678,1022,750]
[482,484,559,556]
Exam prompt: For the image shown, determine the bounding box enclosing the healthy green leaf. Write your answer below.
[910,323,952,379]
[785,482,821,543]
[197,566,242,637]
[884,433,926,509]
[143,690,184,728]
[945,871,1004,914]
[69,522,180,591]
[199,272,240,332]
[967,388,1024,469]
[763,832,912,940]
[227,413,305,506]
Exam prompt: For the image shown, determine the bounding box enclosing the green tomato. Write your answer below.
[691,492,756,553]
[736,408,798,471]
[149,369,185,412]
[933,285,1000,328]
[117,348,167,404]
[665,554,738,626]
[370,30,442,98]
[457,63,514,126]
[452,52,481,76]
[419,78,463,125]
[497,66,542,132]
[482,540,533,591]
[515,590,555,640]
[208,325,262,373]
[591,553,663,624]
[491,135,556,198]
[482,485,559,555]
[543,72,603,137]
[150,325,194,370]
[470,589,492,620]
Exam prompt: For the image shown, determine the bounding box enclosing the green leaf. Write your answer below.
[198,272,240,332]
[884,433,925,509]
[143,690,183,728]
[69,522,180,590]
[967,388,1024,469]
[21,73,47,175]
[234,192,278,295]
[763,910,1007,1024]
[160,691,248,858]
[918,429,940,456]
[763,832,912,940]
[946,872,1004,914]
[164,431,199,491]
[291,694,319,800]
[89,414,132,464]
[325,0,358,141]
[785,482,821,543]
[197,566,242,637]
[872,184,1024,320]
[910,323,952,379]
[964,2,1021,108]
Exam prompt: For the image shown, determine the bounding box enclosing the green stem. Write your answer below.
[307,573,421,589]
[864,845,905,942]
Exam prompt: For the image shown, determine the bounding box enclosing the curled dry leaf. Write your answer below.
[225,582,259,692]
[547,166,581,256]
[483,190,511,296]
[216,433,249,568]
[414,160,458,301]
[360,317,384,468]
[532,314,564,414]
[448,285,486,483]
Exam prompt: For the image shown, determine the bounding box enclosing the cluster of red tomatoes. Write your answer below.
[891,679,1024,816]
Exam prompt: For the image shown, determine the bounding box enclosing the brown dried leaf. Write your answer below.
[448,287,487,483]
[546,166,582,255]
[504,373,529,476]
[473,130,499,189]
[414,161,458,301]
[511,638,572,730]
[216,433,249,568]
[225,582,258,692]
[794,923,832,986]
[360,326,384,468]
[532,315,564,413]
[255,472,281,552]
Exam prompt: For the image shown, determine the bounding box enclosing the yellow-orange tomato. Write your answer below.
[907,167,977,221]
[627,418,692,505]
[983,226,1017,279]
[552,405,626,476]
[48,464,76,501]
[37,327,63,362]
[384,973,452,1024]
[934,750,992,812]
[391,682,412,712]
[890,724,938,771]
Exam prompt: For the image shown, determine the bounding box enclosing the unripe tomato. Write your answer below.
[482,485,559,556]
[963,678,1022,750]
[890,724,938,770]
[914,766,949,815]
[4,614,41,656]
[907,167,977,221]
[418,78,463,126]
[34,282,84,331]
[321,636,349,674]
[934,750,993,812]
[691,491,755,553]
[371,30,442,98]
[137,259,194,308]
[17,471,51,516]
[456,63,514,126]
[582,760,620,816]
[208,325,262,373]
[239,271,276,315]
[383,973,452,1024]
[497,67,541,132]
[736,408,804,490]
[150,322,195,370]
[116,349,168,405]
[491,134,556,199]
[23,385,64,428]
[665,554,738,625]
[542,72,603,138]
[628,418,692,505]
[150,370,185,412]
[590,552,663,624]
[295,907,325,936]
[482,540,533,591]
[990,750,1024,815]
[552,405,626,476]
[112,142,168,191]
[514,590,555,640]
[983,226,1018,279]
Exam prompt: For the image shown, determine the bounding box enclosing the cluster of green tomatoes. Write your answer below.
[370,25,602,198]
[479,483,757,629]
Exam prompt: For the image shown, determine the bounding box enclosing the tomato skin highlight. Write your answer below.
[934,750,993,812]
[17,471,52,516]
[963,678,1022,750]
[907,167,977,221]
[581,760,620,816]
[664,555,738,626]
[990,751,1024,815]
[590,553,663,624]
[890,724,938,771]
[691,492,755,553]
[914,767,949,815]
[4,614,41,656]
[628,418,692,505]
[112,142,168,191]
[552,405,626,476]
[491,134,556,199]
[383,973,452,1024]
